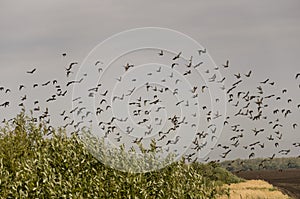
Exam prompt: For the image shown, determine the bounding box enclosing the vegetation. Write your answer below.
[220,157,300,172]
[0,112,242,198]
[218,180,291,199]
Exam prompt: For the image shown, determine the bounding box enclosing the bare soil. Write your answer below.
[234,169,300,199]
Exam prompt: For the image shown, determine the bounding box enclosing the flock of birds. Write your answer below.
[0,48,299,170]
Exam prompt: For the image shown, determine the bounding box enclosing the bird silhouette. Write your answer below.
[27,68,36,74]
[42,81,51,86]
[0,101,9,107]
[123,63,134,71]
[95,60,103,66]
[260,78,269,84]
[19,85,25,91]
[66,62,78,71]
[194,61,203,68]
[245,70,252,77]
[223,60,229,68]
[66,78,83,87]
[198,48,206,55]
[293,123,298,129]
[158,50,164,56]
[172,52,182,60]
[166,136,180,145]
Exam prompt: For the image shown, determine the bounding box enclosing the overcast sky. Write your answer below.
[0,0,299,161]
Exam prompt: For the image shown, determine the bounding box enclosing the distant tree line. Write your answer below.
[220,157,300,172]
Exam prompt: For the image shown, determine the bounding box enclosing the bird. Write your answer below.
[269,81,275,86]
[217,77,226,83]
[248,152,255,159]
[95,60,103,66]
[158,50,164,56]
[19,85,25,91]
[42,81,51,86]
[0,101,9,107]
[172,52,182,60]
[99,99,107,105]
[220,149,231,159]
[166,136,180,145]
[194,62,203,68]
[198,48,206,55]
[234,73,241,79]
[66,70,73,77]
[175,100,184,106]
[100,90,108,96]
[115,76,122,82]
[260,78,269,84]
[201,85,208,93]
[46,95,56,102]
[209,74,216,82]
[232,80,242,87]
[126,87,136,96]
[27,68,37,74]
[21,95,27,101]
[171,63,179,68]
[156,67,162,72]
[245,70,252,77]
[293,123,298,129]
[223,60,229,68]
[183,70,191,76]
[123,63,134,71]
[67,62,78,70]
[112,94,124,102]
[66,78,83,87]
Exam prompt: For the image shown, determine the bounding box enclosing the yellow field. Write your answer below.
[218,180,291,199]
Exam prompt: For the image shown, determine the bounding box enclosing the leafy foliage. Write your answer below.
[0,112,241,198]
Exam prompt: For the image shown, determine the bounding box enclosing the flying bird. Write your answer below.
[27,68,37,74]
[171,63,179,68]
[19,85,25,91]
[158,50,164,56]
[245,70,252,77]
[260,78,269,84]
[293,123,298,129]
[172,52,182,60]
[66,62,78,71]
[123,63,134,71]
[95,60,103,66]
[198,48,206,55]
[42,81,51,86]
[223,60,229,68]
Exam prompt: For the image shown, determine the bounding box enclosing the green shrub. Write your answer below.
[0,112,241,198]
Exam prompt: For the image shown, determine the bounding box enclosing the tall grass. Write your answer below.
[0,112,241,198]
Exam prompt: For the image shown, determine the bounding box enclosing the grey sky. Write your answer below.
[0,0,300,162]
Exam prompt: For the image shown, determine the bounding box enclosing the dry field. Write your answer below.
[232,169,300,198]
[234,169,300,199]
[218,180,291,199]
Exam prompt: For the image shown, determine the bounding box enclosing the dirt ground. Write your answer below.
[234,169,300,199]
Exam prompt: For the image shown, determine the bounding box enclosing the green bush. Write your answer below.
[0,112,241,198]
